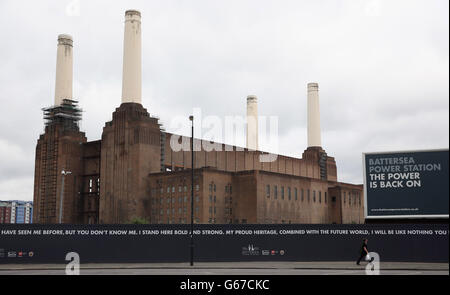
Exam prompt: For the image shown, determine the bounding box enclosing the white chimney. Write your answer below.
[246,95,258,151]
[307,83,322,147]
[121,10,142,104]
[54,34,73,105]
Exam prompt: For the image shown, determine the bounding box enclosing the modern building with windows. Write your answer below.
[0,201,12,224]
[0,201,33,224]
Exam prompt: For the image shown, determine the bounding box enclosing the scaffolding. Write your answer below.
[42,99,82,131]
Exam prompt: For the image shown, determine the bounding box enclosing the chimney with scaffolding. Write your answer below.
[42,34,82,132]
[32,34,87,224]
[42,99,82,132]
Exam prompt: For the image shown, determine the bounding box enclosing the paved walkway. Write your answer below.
[0,262,448,274]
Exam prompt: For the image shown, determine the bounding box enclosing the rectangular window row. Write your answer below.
[266,185,329,205]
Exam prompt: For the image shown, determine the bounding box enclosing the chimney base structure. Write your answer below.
[99,103,161,223]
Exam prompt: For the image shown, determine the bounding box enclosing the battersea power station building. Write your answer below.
[33,10,364,225]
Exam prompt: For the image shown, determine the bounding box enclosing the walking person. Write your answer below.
[356,238,374,265]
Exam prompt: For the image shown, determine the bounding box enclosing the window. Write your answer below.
[274,186,278,199]
[266,185,270,198]
[167,187,170,193]
[307,189,310,202]
[301,189,304,202]
[288,187,291,201]
[295,188,298,201]
[214,195,216,203]
[281,187,284,200]
[172,186,175,193]
[230,186,232,194]
[325,192,327,203]
[214,184,216,192]
[209,195,212,202]
[167,198,170,204]
[313,190,316,203]
[319,191,322,203]
[343,192,346,204]
[209,207,212,214]
[184,196,187,203]
[195,196,199,203]
[195,184,199,191]
[184,185,187,192]
[178,186,182,192]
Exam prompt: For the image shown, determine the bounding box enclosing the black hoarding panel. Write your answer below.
[0,224,448,264]
[363,149,449,218]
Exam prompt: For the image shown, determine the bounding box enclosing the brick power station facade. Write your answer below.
[33,10,364,225]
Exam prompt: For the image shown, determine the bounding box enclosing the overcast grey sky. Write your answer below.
[0,0,448,201]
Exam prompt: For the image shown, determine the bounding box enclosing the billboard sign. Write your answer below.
[363,149,449,219]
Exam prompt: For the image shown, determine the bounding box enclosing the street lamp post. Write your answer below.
[189,115,194,266]
[59,169,72,224]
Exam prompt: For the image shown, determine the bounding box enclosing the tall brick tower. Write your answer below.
[33,35,87,223]
[99,10,162,223]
